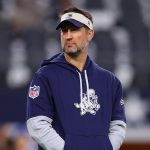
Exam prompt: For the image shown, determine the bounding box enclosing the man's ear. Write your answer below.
[87,29,94,42]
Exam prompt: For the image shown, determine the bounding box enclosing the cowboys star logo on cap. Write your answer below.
[67,13,73,19]
[29,85,40,99]
[68,13,72,17]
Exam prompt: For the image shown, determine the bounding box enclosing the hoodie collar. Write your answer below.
[41,52,92,72]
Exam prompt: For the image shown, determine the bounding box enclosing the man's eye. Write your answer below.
[61,27,80,33]
[61,29,68,32]
[71,28,79,31]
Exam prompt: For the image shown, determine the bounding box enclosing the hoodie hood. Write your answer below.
[41,53,66,66]
[41,52,92,73]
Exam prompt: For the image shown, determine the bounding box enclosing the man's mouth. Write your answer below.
[66,42,76,47]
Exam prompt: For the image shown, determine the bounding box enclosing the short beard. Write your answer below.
[63,41,88,58]
[63,49,82,58]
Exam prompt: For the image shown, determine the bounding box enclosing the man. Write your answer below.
[26,7,126,150]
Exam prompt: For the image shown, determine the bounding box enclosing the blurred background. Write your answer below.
[0,0,150,149]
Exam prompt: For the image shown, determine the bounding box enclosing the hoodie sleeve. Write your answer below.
[26,72,65,150]
[109,77,126,150]
[27,72,54,118]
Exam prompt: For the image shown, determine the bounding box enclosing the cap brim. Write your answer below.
[56,19,84,30]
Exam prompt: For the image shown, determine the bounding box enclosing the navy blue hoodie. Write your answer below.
[27,53,126,150]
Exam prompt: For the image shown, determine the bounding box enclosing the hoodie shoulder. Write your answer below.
[33,53,62,77]
[35,52,72,79]
[93,62,120,83]
[93,63,112,75]
[41,53,64,67]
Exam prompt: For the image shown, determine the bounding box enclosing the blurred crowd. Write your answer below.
[0,123,37,150]
[0,0,150,149]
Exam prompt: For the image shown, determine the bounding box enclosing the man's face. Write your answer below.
[60,23,91,57]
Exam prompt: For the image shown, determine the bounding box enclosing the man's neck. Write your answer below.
[64,52,88,72]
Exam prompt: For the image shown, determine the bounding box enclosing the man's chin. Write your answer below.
[65,51,82,58]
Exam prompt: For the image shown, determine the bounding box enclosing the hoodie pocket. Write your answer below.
[64,134,113,150]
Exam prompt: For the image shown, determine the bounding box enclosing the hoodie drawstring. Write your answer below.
[84,70,90,103]
[77,71,83,103]
[77,70,90,103]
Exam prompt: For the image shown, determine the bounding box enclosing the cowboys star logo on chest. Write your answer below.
[74,89,100,116]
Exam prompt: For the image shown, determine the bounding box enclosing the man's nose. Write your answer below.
[66,30,72,39]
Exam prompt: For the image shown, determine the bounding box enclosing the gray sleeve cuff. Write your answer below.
[109,120,127,150]
[27,116,65,150]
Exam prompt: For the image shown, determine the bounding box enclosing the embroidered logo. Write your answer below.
[74,89,100,116]
[120,99,124,105]
[29,85,40,99]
